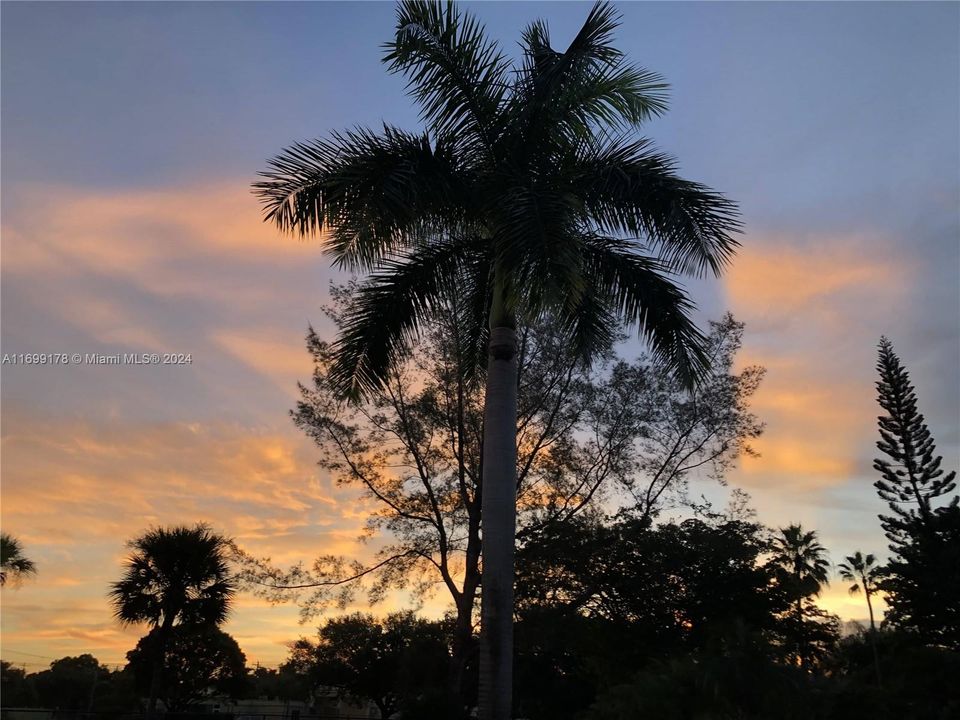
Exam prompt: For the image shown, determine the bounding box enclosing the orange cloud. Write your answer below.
[722,232,910,492]
[0,182,338,353]
[0,180,412,667]
[0,404,388,666]
[1,182,323,270]
[1,184,924,669]
[215,329,315,398]
[1,406,349,535]
[725,232,909,328]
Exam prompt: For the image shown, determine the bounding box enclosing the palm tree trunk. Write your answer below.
[795,596,804,668]
[478,325,518,720]
[865,587,883,687]
[147,616,174,719]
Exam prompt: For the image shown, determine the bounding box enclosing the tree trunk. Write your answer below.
[147,616,174,719]
[795,596,804,667]
[449,580,476,706]
[865,587,883,687]
[478,325,518,720]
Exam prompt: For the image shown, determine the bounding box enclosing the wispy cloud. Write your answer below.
[0,182,361,666]
[723,232,911,494]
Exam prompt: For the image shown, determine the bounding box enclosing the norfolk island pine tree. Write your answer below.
[254,3,740,718]
[873,337,959,646]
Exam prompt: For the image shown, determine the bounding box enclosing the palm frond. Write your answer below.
[255,126,468,269]
[579,135,741,277]
[108,525,235,628]
[583,235,708,387]
[329,237,483,400]
[384,0,509,157]
[772,524,831,594]
[490,185,587,317]
[514,2,668,144]
[560,284,619,363]
[0,532,37,587]
[450,247,493,379]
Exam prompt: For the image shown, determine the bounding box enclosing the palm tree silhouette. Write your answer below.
[109,524,235,717]
[838,551,881,632]
[772,524,830,605]
[771,524,830,666]
[838,550,884,686]
[255,3,740,716]
[0,532,37,587]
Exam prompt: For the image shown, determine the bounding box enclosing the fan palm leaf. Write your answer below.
[0,532,37,588]
[327,236,485,399]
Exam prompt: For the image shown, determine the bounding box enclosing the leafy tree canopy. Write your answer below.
[125,625,250,712]
[234,307,762,701]
[110,524,236,630]
[283,611,451,719]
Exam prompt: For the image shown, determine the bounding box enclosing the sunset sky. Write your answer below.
[1,2,958,671]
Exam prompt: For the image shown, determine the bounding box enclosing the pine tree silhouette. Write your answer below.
[872,337,959,646]
[874,336,956,548]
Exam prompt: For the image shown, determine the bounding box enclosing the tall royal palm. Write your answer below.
[109,524,235,717]
[255,3,740,717]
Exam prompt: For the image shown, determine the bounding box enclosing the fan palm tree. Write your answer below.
[0,532,37,587]
[838,550,884,686]
[255,3,740,717]
[109,524,235,717]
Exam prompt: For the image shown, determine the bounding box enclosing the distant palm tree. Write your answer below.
[109,524,235,716]
[255,3,740,717]
[838,551,881,632]
[838,550,884,686]
[771,524,830,620]
[0,532,37,587]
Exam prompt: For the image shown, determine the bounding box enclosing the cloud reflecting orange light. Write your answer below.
[1,405,386,665]
[722,232,910,495]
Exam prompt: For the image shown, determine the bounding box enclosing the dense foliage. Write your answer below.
[282,612,455,718]
[125,626,250,711]
[1,656,137,713]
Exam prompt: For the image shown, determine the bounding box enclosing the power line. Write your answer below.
[1,649,129,668]
[2,649,57,659]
